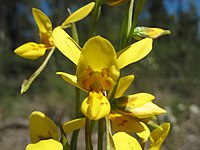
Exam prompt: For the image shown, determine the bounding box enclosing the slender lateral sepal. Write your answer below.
[21,47,55,94]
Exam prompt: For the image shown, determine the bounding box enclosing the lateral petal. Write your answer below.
[114,75,135,98]
[56,72,84,91]
[52,27,81,65]
[62,2,95,28]
[63,118,86,134]
[117,38,153,69]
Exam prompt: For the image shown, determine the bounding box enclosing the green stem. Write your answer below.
[88,0,102,38]
[85,118,93,150]
[75,87,80,117]
[69,87,81,149]
[70,129,80,150]
[20,47,55,94]
[127,0,146,45]
[69,18,81,150]
[98,118,104,150]
[119,0,134,49]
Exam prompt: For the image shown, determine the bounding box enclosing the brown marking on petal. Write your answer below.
[37,130,52,140]
[122,120,128,123]
[100,102,108,105]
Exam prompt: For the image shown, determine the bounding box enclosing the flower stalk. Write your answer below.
[88,0,103,38]
[98,118,105,150]
[85,117,93,150]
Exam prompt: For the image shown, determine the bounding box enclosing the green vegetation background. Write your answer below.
[0,0,200,149]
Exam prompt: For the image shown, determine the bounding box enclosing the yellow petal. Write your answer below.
[113,132,142,150]
[81,91,110,120]
[114,75,135,98]
[52,27,81,65]
[56,72,85,91]
[149,123,170,150]
[61,2,95,28]
[14,42,47,60]
[29,111,59,143]
[63,118,86,134]
[26,139,62,150]
[113,93,155,109]
[32,8,52,33]
[32,8,53,45]
[136,122,150,142]
[76,36,120,88]
[117,38,153,69]
[130,102,166,118]
[109,113,145,133]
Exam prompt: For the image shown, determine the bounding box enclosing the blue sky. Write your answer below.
[164,0,200,17]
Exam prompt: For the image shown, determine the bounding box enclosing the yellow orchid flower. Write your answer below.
[113,132,142,150]
[133,26,171,40]
[14,8,53,60]
[14,2,95,60]
[108,74,165,144]
[26,111,85,149]
[149,123,170,150]
[105,0,130,6]
[52,27,153,120]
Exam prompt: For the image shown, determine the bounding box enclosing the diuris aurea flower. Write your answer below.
[133,26,171,40]
[14,2,95,60]
[26,111,85,150]
[52,27,153,120]
[149,123,170,150]
[108,75,166,143]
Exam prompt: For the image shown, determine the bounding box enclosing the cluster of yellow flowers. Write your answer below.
[14,1,171,150]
